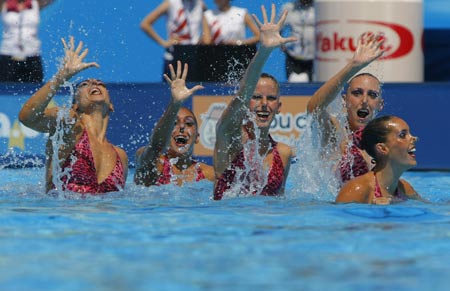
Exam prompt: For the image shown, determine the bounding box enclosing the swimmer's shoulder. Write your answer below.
[276,141,294,158]
[198,162,215,181]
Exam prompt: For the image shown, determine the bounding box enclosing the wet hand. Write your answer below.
[163,61,204,103]
[352,32,385,67]
[59,36,99,80]
[252,4,297,49]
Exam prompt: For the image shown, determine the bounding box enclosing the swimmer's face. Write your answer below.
[344,74,383,131]
[168,107,199,157]
[249,77,281,128]
[74,79,113,112]
[380,117,417,168]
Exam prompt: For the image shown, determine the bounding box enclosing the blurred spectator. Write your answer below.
[204,0,259,46]
[0,0,55,83]
[140,0,211,80]
[281,0,315,83]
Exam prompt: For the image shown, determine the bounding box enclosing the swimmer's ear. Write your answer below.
[375,142,388,156]
[378,99,384,111]
[277,101,282,114]
[195,132,200,144]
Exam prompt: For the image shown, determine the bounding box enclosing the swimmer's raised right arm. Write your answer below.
[135,61,203,185]
[306,32,385,114]
[19,37,99,133]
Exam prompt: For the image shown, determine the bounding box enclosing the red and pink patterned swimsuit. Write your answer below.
[60,130,125,194]
[214,135,285,200]
[339,127,369,184]
[157,156,206,185]
[373,172,405,202]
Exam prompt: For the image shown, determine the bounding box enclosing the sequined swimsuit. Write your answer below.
[339,127,369,183]
[214,135,285,200]
[60,130,125,194]
[157,155,206,185]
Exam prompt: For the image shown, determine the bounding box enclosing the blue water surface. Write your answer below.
[0,168,449,291]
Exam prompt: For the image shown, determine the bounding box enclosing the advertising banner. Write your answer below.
[315,0,423,82]
[192,95,311,157]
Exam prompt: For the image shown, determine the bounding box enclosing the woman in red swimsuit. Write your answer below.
[213,4,296,200]
[336,115,423,204]
[306,32,385,184]
[19,37,128,194]
[134,61,214,186]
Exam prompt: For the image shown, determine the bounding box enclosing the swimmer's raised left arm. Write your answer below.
[306,32,385,114]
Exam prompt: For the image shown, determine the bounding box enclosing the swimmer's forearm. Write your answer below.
[237,46,274,102]
[307,61,366,113]
[18,72,66,126]
[147,101,183,157]
[216,48,274,145]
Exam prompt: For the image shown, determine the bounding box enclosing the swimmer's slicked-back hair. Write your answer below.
[345,72,383,97]
[361,115,395,161]
[260,72,280,94]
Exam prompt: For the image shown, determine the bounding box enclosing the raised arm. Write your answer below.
[307,32,385,114]
[213,4,296,177]
[135,61,203,185]
[18,37,99,132]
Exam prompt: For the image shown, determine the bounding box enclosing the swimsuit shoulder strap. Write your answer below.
[373,172,383,198]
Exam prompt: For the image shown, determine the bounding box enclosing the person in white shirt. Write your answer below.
[204,0,259,46]
[0,0,55,83]
[140,0,211,80]
[281,0,315,82]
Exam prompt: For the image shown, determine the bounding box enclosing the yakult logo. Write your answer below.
[316,20,415,61]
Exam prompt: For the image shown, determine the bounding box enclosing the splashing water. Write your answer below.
[222,116,270,199]
[288,95,349,201]
[223,56,248,85]
[49,81,77,191]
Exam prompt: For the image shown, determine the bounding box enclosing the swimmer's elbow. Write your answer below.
[18,108,33,127]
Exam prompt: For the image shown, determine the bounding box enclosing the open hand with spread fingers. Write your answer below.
[352,32,385,67]
[251,3,298,49]
[59,36,100,80]
[164,60,204,104]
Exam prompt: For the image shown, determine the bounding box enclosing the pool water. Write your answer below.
[1,168,449,290]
